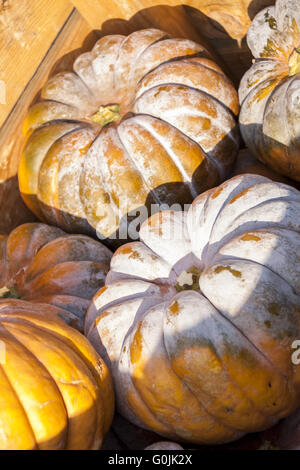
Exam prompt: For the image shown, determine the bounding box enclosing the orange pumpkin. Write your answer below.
[239,0,300,181]
[0,223,112,332]
[19,29,239,246]
[86,174,300,444]
[0,298,114,449]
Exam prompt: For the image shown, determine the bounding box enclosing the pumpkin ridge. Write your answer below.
[199,280,291,388]
[24,247,109,285]
[130,111,223,190]
[41,71,94,110]
[210,251,300,297]
[189,178,257,261]
[87,130,122,220]
[152,81,239,121]
[1,311,110,432]
[160,305,247,437]
[112,34,129,92]
[133,92,237,183]
[282,76,299,172]
[90,126,135,217]
[87,290,164,337]
[30,300,85,331]
[261,73,290,125]
[126,32,170,87]
[206,193,300,263]
[39,98,78,109]
[0,334,38,449]
[115,123,160,205]
[23,260,107,300]
[19,124,83,221]
[2,319,101,450]
[238,62,272,105]
[10,309,114,436]
[5,224,62,283]
[122,310,181,438]
[33,232,111,256]
[0,322,68,449]
[130,36,197,85]
[32,295,89,315]
[135,115,196,198]
[139,57,226,84]
[163,292,280,427]
[36,126,89,227]
[37,118,89,129]
[72,68,99,102]
[183,59,228,79]
[95,298,173,435]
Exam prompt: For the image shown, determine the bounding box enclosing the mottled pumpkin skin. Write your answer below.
[0,223,112,332]
[0,299,114,450]
[19,29,239,245]
[239,0,300,181]
[86,174,300,445]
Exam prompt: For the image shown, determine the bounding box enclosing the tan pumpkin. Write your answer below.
[0,298,114,449]
[239,0,300,181]
[19,28,239,246]
[86,174,300,444]
[0,223,112,332]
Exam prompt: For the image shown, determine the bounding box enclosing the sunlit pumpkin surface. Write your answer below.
[0,299,114,450]
[19,29,239,245]
[239,0,300,181]
[0,223,112,332]
[86,174,300,445]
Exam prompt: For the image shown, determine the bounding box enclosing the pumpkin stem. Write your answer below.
[175,266,202,293]
[0,286,21,299]
[289,48,300,76]
[90,104,121,127]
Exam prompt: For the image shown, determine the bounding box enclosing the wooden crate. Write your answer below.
[0,0,276,234]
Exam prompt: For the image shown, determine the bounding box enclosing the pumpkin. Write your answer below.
[239,0,300,181]
[19,28,239,246]
[0,223,112,332]
[145,441,184,450]
[85,174,300,444]
[0,298,114,449]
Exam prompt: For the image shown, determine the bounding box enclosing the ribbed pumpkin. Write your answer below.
[0,299,114,449]
[19,28,239,246]
[0,223,112,332]
[239,0,300,181]
[86,174,300,444]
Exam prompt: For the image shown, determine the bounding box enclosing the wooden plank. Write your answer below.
[0,0,74,127]
[0,8,100,234]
